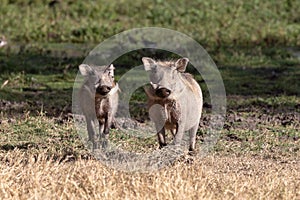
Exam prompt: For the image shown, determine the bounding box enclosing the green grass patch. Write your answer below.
[0,114,87,159]
[1,0,300,47]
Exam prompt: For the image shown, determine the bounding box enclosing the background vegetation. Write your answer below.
[1,0,300,46]
[0,0,299,199]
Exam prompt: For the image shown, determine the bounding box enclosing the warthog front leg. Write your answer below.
[86,117,96,142]
[103,114,112,139]
[98,120,108,149]
[98,121,105,137]
[172,124,185,147]
[170,126,177,138]
[99,114,112,149]
[157,127,167,148]
[85,117,98,150]
[188,124,198,152]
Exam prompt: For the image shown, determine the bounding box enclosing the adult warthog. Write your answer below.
[79,64,119,147]
[143,57,203,152]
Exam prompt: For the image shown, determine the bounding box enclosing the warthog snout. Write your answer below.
[155,87,171,98]
[97,85,112,95]
[150,82,171,98]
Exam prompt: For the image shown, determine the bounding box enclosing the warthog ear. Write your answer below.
[175,58,189,72]
[142,57,156,71]
[79,64,94,76]
[106,64,115,77]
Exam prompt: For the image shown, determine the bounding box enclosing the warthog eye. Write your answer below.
[108,72,114,79]
[94,79,101,85]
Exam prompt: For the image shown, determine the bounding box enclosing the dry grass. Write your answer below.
[0,150,298,200]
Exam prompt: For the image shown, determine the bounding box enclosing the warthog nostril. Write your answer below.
[156,88,171,98]
[105,86,112,91]
[96,86,112,95]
